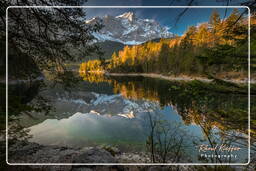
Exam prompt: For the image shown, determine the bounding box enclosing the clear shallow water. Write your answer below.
[20,75,249,163]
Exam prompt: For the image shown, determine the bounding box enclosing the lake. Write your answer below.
[15,73,249,163]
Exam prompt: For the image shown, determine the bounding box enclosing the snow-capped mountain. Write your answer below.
[86,12,174,45]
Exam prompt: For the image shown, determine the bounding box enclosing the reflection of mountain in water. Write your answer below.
[80,73,249,135]
[12,73,250,163]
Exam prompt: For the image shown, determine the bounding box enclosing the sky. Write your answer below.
[84,0,249,35]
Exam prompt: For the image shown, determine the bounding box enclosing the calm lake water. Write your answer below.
[18,74,249,163]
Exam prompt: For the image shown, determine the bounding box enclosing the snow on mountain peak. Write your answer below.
[116,12,136,21]
[86,12,174,45]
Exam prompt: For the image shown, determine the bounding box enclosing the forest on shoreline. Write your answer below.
[80,10,256,80]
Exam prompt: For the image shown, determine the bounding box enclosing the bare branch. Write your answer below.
[174,0,194,26]
[223,0,230,19]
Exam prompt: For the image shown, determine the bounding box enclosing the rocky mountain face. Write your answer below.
[86,12,174,45]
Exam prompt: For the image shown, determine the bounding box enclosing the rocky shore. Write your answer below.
[2,140,255,171]
[105,72,254,84]
[8,140,152,163]
[7,140,155,171]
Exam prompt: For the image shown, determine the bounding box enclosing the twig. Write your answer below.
[174,0,194,26]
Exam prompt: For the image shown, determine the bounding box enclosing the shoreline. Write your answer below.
[6,140,152,165]
[104,72,253,84]
[1,72,254,85]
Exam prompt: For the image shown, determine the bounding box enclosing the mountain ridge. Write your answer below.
[86,12,174,45]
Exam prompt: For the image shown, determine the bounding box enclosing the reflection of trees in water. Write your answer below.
[80,74,250,134]
[80,74,251,163]
[144,111,192,163]
[80,72,112,84]
[109,76,249,131]
[6,81,51,142]
[143,106,248,163]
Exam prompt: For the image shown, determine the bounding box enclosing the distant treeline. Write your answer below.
[80,10,255,78]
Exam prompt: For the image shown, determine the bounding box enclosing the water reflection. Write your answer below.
[23,73,250,163]
[80,73,250,162]
[28,112,146,151]
[81,73,249,134]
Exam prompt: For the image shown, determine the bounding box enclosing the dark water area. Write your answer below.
[12,73,250,163]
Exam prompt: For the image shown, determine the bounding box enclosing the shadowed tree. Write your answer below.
[0,0,104,115]
[0,1,104,169]
[1,0,102,82]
